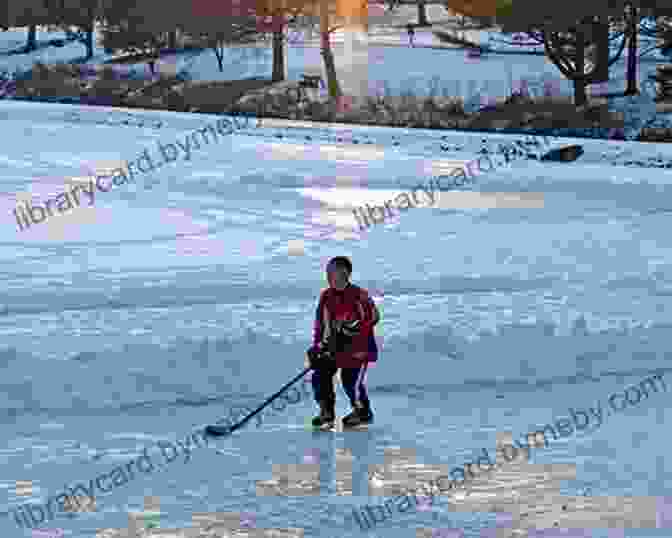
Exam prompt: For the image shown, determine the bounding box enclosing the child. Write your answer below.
[306,256,380,428]
[406,23,415,47]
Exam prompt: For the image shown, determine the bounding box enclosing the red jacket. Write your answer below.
[313,283,380,368]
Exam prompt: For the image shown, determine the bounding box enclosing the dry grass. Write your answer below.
[432,29,482,49]
[179,79,274,113]
[7,62,637,138]
[14,61,148,105]
[229,78,620,134]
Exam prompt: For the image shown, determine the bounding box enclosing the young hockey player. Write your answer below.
[306,256,380,428]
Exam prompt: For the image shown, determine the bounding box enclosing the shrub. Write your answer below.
[99,25,162,58]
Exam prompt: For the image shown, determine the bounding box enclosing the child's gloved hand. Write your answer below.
[340,319,361,337]
[306,344,333,370]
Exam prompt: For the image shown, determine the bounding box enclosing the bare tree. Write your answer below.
[3,0,53,52]
[496,2,672,101]
[191,18,260,72]
[256,11,309,83]
[416,0,429,26]
[45,0,102,59]
[495,4,629,105]
[98,0,186,73]
[254,0,354,99]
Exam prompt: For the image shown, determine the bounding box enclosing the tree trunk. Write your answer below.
[85,26,93,59]
[573,78,587,106]
[26,24,37,51]
[625,4,638,95]
[573,25,587,106]
[320,0,341,100]
[272,29,284,82]
[321,32,341,99]
[214,45,224,72]
[417,0,429,26]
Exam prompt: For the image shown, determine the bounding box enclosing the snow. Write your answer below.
[0,14,671,538]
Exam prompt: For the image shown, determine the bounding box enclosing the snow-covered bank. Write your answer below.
[2,18,672,141]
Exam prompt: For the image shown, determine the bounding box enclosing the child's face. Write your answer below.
[327,265,349,290]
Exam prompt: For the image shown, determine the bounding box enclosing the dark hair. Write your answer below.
[327,256,352,274]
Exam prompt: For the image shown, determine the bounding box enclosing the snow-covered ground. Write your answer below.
[1,97,672,538]
[1,14,671,538]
